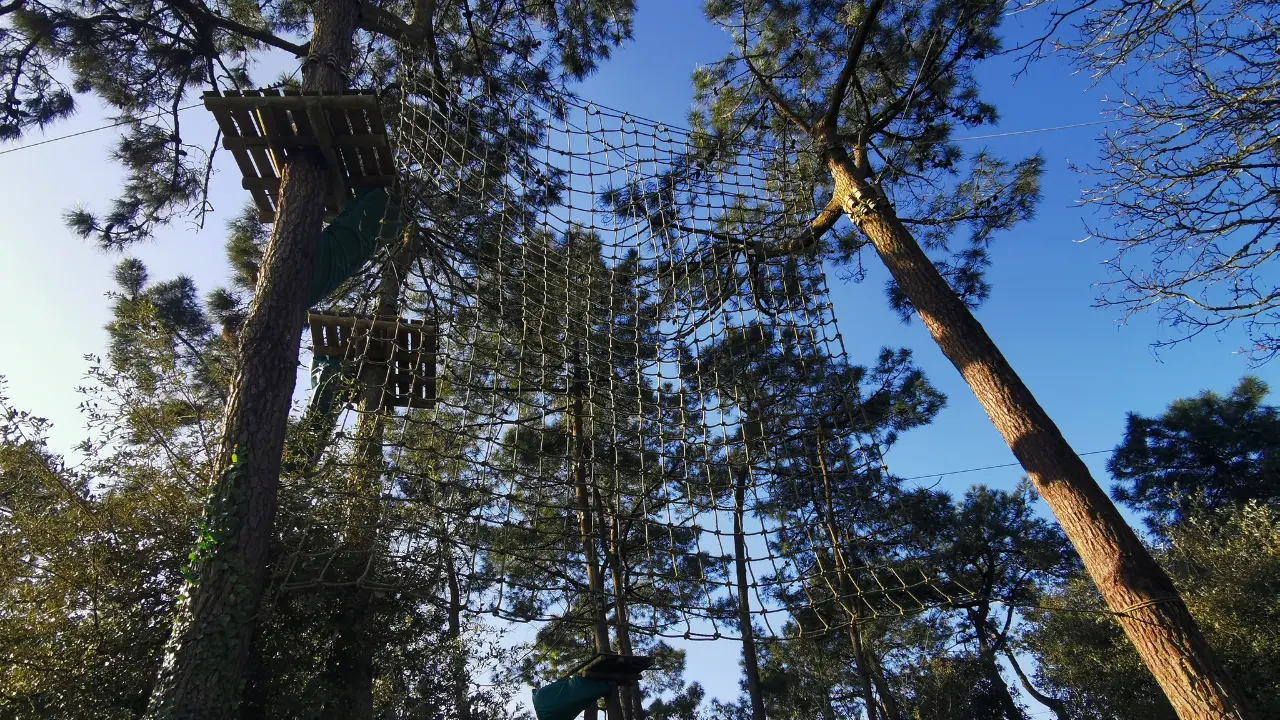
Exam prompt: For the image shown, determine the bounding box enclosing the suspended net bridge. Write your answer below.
[204,56,980,714]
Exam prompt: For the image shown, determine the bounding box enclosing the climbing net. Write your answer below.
[265,64,977,665]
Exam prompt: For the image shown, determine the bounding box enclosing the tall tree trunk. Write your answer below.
[845,622,880,720]
[144,3,358,718]
[732,466,767,720]
[238,622,270,720]
[969,609,1027,720]
[601,491,640,720]
[821,144,1252,720]
[570,358,622,720]
[445,546,473,720]
[866,653,903,720]
[321,237,413,720]
[813,437,879,720]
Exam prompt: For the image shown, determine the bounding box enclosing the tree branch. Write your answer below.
[164,0,307,56]
[736,2,811,135]
[355,1,411,42]
[1000,646,1071,720]
[823,0,886,132]
[741,52,812,134]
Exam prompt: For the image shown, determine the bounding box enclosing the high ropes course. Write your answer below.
[202,54,977,720]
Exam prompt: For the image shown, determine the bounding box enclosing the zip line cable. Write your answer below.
[0,106,1109,158]
[899,448,1114,482]
[0,103,205,156]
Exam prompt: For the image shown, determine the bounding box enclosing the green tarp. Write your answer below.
[307,355,345,417]
[532,677,612,720]
[302,187,410,417]
[308,187,410,308]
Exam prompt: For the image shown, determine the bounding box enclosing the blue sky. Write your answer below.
[0,0,1273,713]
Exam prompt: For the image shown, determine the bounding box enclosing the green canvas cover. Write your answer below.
[302,187,409,414]
[532,677,611,720]
[308,187,410,307]
[307,355,346,417]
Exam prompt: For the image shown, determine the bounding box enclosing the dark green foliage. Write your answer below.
[0,389,196,720]
[895,654,1007,720]
[1109,376,1280,532]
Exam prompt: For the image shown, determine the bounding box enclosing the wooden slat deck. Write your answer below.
[204,89,395,222]
[577,654,654,686]
[308,312,436,410]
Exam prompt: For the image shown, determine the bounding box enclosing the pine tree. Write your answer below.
[694,306,946,720]
[1109,377,1280,533]
[685,2,1248,716]
[474,227,712,719]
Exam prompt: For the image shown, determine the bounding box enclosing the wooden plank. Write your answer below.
[203,93,379,111]
[330,105,368,189]
[242,174,396,192]
[205,89,396,223]
[222,134,389,151]
[345,103,382,181]
[205,94,273,214]
[252,91,291,178]
[364,102,397,175]
[226,103,278,205]
[284,89,317,140]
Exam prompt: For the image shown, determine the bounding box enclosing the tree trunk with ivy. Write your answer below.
[143,3,358,717]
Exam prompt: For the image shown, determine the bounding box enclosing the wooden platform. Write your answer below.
[204,89,396,222]
[308,312,436,410]
[578,654,653,686]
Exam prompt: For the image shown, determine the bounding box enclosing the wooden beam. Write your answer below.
[222,134,390,151]
[203,92,379,111]
[242,174,397,192]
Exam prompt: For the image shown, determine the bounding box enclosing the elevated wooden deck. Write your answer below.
[308,312,436,410]
[204,89,395,222]
[577,653,654,686]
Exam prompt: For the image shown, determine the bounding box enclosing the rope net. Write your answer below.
[267,64,976,670]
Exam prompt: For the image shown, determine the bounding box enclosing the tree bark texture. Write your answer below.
[822,146,1253,720]
[446,549,474,720]
[601,495,642,720]
[320,232,415,720]
[733,467,767,720]
[144,3,358,717]
[570,362,622,720]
